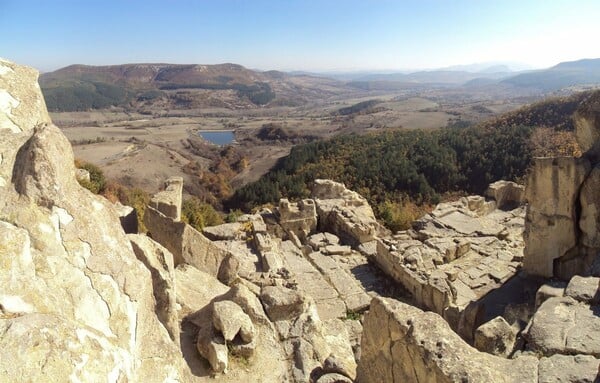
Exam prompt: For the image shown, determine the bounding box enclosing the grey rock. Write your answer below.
[474,316,517,357]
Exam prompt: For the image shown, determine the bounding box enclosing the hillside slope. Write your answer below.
[40,63,352,111]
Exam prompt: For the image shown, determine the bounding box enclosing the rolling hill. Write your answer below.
[40,63,353,111]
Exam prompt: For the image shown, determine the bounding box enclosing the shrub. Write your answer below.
[76,161,106,194]
[181,197,223,231]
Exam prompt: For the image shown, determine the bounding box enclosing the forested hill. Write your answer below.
[228,125,533,229]
[228,90,597,230]
[478,90,592,131]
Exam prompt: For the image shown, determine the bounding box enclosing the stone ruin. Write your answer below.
[2,58,600,382]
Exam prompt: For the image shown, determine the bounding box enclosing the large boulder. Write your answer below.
[474,316,517,357]
[485,180,524,210]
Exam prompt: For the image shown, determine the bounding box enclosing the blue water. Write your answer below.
[198,130,235,145]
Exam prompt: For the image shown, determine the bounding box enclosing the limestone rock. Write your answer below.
[312,179,387,246]
[75,168,90,182]
[278,198,318,241]
[523,156,591,277]
[538,354,600,383]
[0,58,51,133]
[175,263,229,318]
[196,326,228,373]
[114,201,138,234]
[128,234,179,342]
[316,373,353,383]
[535,281,566,309]
[579,165,600,248]
[260,285,307,322]
[323,353,354,380]
[0,59,188,381]
[149,176,183,221]
[527,296,600,357]
[203,222,244,241]
[564,275,600,304]
[144,202,230,276]
[474,316,517,357]
[485,180,525,210]
[212,300,255,342]
[357,297,538,383]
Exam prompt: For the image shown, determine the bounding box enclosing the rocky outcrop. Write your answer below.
[128,233,179,343]
[312,179,388,246]
[279,198,317,241]
[485,180,525,210]
[0,59,189,381]
[357,297,538,383]
[526,275,600,360]
[144,184,230,276]
[523,156,591,277]
[524,90,600,279]
[369,194,525,340]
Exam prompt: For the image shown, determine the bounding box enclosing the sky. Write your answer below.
[1,0,600,73]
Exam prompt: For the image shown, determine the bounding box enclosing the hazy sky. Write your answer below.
[2,0,600,72]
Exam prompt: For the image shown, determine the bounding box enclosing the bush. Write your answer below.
[181,197,223,231]
[76,161,106,194]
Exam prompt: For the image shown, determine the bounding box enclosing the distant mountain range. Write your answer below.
[501,58,600,91]
[40,58,600,111]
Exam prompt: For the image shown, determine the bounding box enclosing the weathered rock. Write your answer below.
[278,198,318,241]
[564,275,600,304]
[538,354,600,383]
[474,316,517,357]
[535,281,566,309]
[579,165,600,248]
[316,373,353,383]
[357,297,538,383]
[149,176,183,221]
[196,326,228,373]
[213,300,255,342]
[321,320,358,380]
[312,179,387,246]
[260,285,307,322]
[523,156,591,277]
[0,58,51,133]
[323,353,354,379]
[128,234,179,342]
[0,59,188,381]
[527,296,600,357]
[218,253,241,285]
[175,263,229,318]
[75,168,90,182]
[144,202,230,276]
[114,201,138,233]
[203,222,244,241]
[485,180,525,210]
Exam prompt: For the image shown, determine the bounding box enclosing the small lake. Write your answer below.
[197,130,235,145]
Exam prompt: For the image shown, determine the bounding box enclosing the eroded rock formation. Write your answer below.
[0,58,189,382]
[524,91,600,279]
